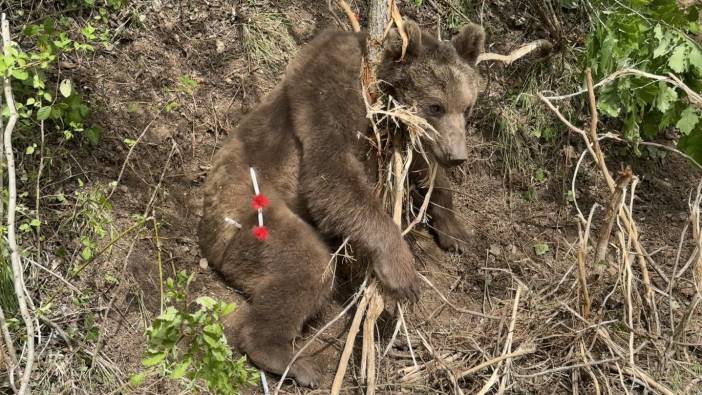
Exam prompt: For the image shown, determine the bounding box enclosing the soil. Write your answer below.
[23,0,702,394]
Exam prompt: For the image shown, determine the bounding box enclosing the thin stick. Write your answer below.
[0,304,17,389]
[476,285,523,395]
[456,343,535,379]
[397,303,417,367]
[617,231,635,367]
[513,358,620,378]
[585,70,614,189]
[108,115,159,198]
[330,280,374,395]
[477,39,552,65]
[153,213,164,313]
[2,13,35,395]
[364,291,384,395]
[419,274,500,320]
[577,205,598,319]
[34,120,45,258]
[416,331,464,395]
[497,285,523,394]
[617,366,675,395]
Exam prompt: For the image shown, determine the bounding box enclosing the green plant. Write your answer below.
[586,0,702,162]
[132,271,257,394]
[0,18,103,144]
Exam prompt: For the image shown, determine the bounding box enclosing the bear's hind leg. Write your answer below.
[225,206,333,388]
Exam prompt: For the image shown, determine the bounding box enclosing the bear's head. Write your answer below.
[378,21,485,167]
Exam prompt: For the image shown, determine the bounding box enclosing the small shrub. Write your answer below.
[133,271,257,395]
[586,0,702,162]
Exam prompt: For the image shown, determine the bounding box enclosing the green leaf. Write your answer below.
[689,46,702,71]
[80,246,93,261]
[598,100,621,117]
[677,106,700,135]
[653,27,671,58]
[11,69,28,80]
[37,106,52,121]
[169,359,191,379]
[655,82,678,113]
[142,352,167,367]
[669,45,688,73]
[25,145,35,154]
[30,218,41,227]
[129,371,147,386]
[221,303,237,317]
[196,296,217,309]
[534,243,549,256]
[59,79,72,97]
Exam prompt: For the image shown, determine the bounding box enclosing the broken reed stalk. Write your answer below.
[2,13,35,395]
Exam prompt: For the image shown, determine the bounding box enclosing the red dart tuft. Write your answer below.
[252,226,269,241]
[251,194,270,210]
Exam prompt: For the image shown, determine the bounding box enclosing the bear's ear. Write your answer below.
[451,23,485,66]
[383,19,423,61]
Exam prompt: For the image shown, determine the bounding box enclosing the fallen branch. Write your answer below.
[2,13,36,395]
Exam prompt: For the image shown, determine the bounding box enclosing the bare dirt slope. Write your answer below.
[33,0,702,394]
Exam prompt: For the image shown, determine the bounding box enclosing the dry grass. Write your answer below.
[242,9,297,76]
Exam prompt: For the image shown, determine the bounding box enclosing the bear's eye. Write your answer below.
[427,104,444,116]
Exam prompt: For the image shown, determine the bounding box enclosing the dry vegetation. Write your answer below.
[0,0,700,394]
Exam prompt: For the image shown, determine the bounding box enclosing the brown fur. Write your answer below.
[199,21,485,387]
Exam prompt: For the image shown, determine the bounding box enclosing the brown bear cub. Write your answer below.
[199,20,485,387]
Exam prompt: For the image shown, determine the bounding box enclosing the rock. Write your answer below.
[199,258,208,269]
[489,244,502,256]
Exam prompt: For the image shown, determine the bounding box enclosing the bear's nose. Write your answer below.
[445,142,467,166]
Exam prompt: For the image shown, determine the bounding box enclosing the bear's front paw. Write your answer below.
[374,242,422,303]
[434,216,474,253]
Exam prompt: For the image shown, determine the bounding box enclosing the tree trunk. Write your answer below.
[367,0,389,64]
